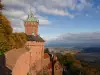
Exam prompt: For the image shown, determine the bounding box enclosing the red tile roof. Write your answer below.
[44,53,50,59]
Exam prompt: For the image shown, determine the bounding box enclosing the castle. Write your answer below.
[4,9,62,75]
[5,9,45,75]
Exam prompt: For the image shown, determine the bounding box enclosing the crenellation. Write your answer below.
[26,41,44,46]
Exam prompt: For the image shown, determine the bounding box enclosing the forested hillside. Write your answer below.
[0,1,27,56]
[55,52,100,75]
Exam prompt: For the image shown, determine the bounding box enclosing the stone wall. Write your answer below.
[54,61,62,75]
[24,22,38,35]
[43,58,50,68]
[12,41,44,75]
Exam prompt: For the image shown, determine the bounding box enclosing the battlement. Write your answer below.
[25,41,44,46]
[24,22,39,26]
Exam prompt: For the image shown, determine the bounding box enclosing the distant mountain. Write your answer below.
[82,47,100,53]
[45,42,100,49]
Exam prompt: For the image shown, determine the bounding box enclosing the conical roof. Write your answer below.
[25,8,39,22]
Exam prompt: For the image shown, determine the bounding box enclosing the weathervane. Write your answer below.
[29,5,34,18]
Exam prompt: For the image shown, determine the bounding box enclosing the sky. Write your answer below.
[2,0,100,44]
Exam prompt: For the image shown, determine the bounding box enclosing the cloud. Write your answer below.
[2,0,51,32]
[3,10,26,18]
[3,9,26,32]
[41,35,58,42]
[3,13,51,32]
[75,0,92,10]
[21,14,51,25]
[2,0,93,32]
[2,0,27,7]
[48,32,100,43]
[6,18,25,32]
[3,0,92,16]
[37,5,74,18]
[39,18,51,25]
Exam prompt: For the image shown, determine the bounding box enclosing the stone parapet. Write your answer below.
[25,41,44,46]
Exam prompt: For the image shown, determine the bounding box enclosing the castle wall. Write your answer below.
[24,22,38,35]
[12,41,44,75]
[43,58,50,68]
[54,61,62,75]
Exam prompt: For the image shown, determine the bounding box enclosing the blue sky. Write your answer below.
[39,0,100,40]
[2,0,100,43]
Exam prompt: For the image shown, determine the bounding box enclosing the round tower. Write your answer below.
[24,9,39,36]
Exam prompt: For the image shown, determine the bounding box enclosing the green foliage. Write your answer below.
[13,33,23,48]
[63,53,76,66]
[55,53,64,65]
[0,11,13,52]
[58,53,100,75]
[44,48,50,53]
[0,14,13,35]
[0,14,27,51]
[11,33,27,49]
[0,48,6,56]
[0,41,8,56]
[0,3,27,54]
[8,34,16,49]
[55,53,76,67]
[69,61,82,75]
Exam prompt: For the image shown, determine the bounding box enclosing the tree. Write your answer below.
[7,34,16,49]
[18,32,27,43]
[55,53,64,65]
[0,34,8,55]
[0,41,8,56]
[0,14,13,35]
[64,53,76,66]
[12,33,23,48]
[0,2,13,54]
[69,60,83,75]
[44,48,50,54]
[0,0,27,55]
[10,33,27,49]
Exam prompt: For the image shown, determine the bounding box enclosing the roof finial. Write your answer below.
[30,5,32,14]
[25,5,38,22]
[29,5,34,18]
